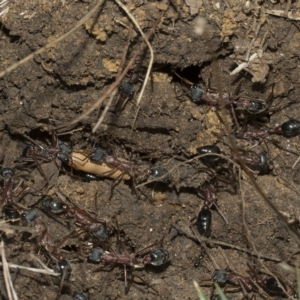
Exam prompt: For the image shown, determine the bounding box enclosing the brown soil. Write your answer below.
[1,1,300,299]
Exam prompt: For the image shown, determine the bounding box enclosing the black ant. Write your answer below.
[115,72,144,112]
[212,267,287,298]
[41,197,108,242]
[1,167,22,207]
[88,244,169,294]
[15,131,65,187]
[90,149,152,200]
[21,207,73,282]
[197,145,270,174]
[194,250,205,268]
[193,180,228,237]
[173,71,267,116]
[87,216,169,294]
[235,118,300,140]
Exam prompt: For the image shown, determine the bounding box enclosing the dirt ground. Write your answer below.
[1,0,300,299]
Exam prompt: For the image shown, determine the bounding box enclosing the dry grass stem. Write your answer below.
[0,241,17,300]
[114,0,154,107]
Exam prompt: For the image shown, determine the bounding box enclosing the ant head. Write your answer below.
[119,81,135,98]
[0,167,15,178]
[190,85,204,103]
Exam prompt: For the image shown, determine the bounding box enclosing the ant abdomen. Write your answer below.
[197,145,221,165]
[197,208,212,237]
[3,206,20,221]
[280,118,300,137]
[41,198,64,214]
[149,249,170,266]
[149,166,167,180]
[73,292,89,300]
[263,277,286,296]
[0,167,15,178]
[22,145,34,158]
[246,100,266,114]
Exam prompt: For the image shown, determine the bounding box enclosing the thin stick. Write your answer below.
[0,0,105,79]
[0,263,60,276]
[70,15,162,127]
[0,241,16,300]
[172,223,281,262]
[114,0,154,107]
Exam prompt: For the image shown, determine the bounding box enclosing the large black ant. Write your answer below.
[21,207,73,281]
[115,72,144,112]
[212,267,287,298]
[174,71,267,116]
[235,118,300,140]
[41,197,108,241]
[193,180,228,237]
[88,244,169,294]
[197,145,270,174]
[89,149,152,200]
[0,167,22,207]
[15,131,68,187]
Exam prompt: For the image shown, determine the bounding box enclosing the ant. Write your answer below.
[193,180,228,237]
[41,197,108,242]
[235,118,300,140]
[212,267,287,298]
[88,244,169,294]
[72,292,89,300]
[173,71,267,116]
[0,166,36,220]
[87,216,169,294]
[21,207,73,281]
[148,166,168,181]
[197,145,270,174]
[193,250,205,268]
[90,149,152,200]
[115,72,144,112]
[1,167,22,207]
[15,131,68,187]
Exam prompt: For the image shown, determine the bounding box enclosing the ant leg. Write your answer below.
[132,273,159,295]
[108,173,125,201]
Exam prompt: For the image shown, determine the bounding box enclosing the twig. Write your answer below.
[266,9,300,20]
[0,0,105,79]
[172,223,281,262]
[0,253,60,276]
[0,241,17,300]
[0,263,60,276]
[114,0,154,107]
